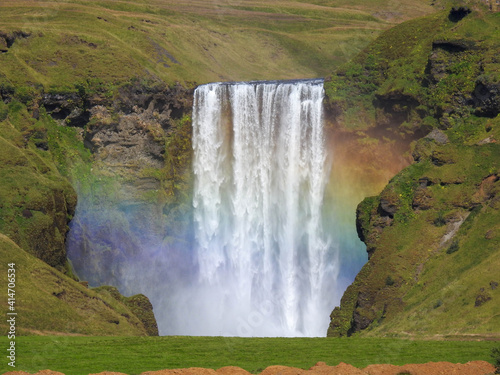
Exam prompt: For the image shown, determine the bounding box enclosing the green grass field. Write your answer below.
[0,0,434,88]
[1,336,498,374]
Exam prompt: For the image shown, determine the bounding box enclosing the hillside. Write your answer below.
[5,0,499,340]
[326,4,500,338]
[0,0,435,89]
[0,233,156,335]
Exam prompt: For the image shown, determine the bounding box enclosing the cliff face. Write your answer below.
[0,79,194,335]
[327,6,500,337]
[65,81,195,291]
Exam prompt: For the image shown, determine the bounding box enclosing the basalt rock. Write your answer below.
[42,92,89,127]
[82,82,193,201]
[473,76,500,118]
[85,82,192,169]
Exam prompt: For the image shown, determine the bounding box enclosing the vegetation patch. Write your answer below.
[5,336,498,375]
[0,234,152,337]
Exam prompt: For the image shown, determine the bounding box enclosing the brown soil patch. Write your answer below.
[216,367,253,375]
[364,361,496,375]
[2,361,496,375]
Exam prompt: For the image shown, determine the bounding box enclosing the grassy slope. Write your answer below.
[326,6,500,337]
[0,234,150,336]
[0,0,434,88]
[2,336,497,374]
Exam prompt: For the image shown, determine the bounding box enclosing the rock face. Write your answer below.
[1,78,193,335]
[327,8,500,337]
[57,81,196,338]
[42,92,89,126]
[84,83,192,172]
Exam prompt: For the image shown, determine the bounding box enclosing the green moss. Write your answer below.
[445,239,459,254]
[342,135,500,336]
[325,8,500,143]
[0,100,79,268]
[0,100,8,121]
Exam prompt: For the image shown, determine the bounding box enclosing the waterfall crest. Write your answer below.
[190,79,339,337]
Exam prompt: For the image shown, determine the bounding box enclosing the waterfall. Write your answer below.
[67,78,350,338]
[189,79,339,337]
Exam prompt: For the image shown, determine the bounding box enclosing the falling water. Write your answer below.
[67,79,349,338]
[190,79,339,337]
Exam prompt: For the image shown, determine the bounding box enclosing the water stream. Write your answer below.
[189,79,339,336]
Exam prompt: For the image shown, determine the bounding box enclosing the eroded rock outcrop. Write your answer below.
[327,8,500,337]
[94,285,159,336]
[64,81,195,327]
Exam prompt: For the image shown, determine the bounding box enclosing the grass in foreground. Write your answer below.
[1,336,498,374]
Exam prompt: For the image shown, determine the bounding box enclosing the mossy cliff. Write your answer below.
[327,4,500,337]
[0,79,194,335]
[66,80,195,292]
